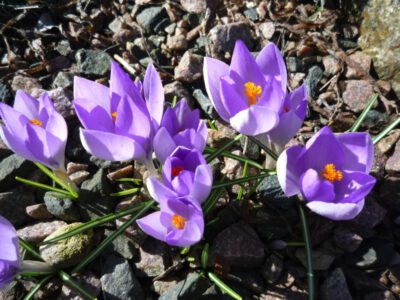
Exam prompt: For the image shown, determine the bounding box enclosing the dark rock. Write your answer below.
[228,268,265,293]
[320,268,352,300]
[386,139,400,175]
[286,57,303,73]
[53,72,74,89]
[208,22,254,58]
[59,271,101,300]
[159,272,210,300]
[377,129,400,154]
[257,175,294,209]
[193,89,213,117]
[255,209,291,240]
[296,248,335,271]
[25,203,53,219]
[333,226,363,252]
[0,138,11,159]
[136,6,168,33]
[244,8,259,21]
[364,291,396,300]
[207,121,237,148]
[174,51,204,83]
[363,110,390,130]
[101,253,144,300]
[0,80,12,104]
[342,80,375,113]
[345,268,386,294]
[261,254,283,284]
[22,278,62,300]
[351,197,386,229]
[305,65,323,99]
[180,0,220,13]
[345,238,395,269]
[81,168,112,196]
[44,192,80,222]
[0,191,35,226]
[240,136,260,160]
[153,18,170,34]
[17,220,67,243]
[210,221,265,268]
[11,75,42,94]
[75,49,111,76]
[0,283,21,299]
[106,231,136,260]
[0,154,35,192]
[379,177,400,212]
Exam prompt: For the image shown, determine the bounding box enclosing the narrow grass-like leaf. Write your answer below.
[205,147,264,170]
[58,271,96,300]
[350,94,378,132]
[248,136,278,160]
[72,200,154,273]
[40,201,149,245]
[203,180,226,217]
[211,172,274,189]
[19,239,43,260]
[171,95,178,107]
[23,275,53,300]
[373,115,400,144]
[237,161,248,200]
[208,272,242,300]
[206,134,243,163]
[15,176,74,198]
[110,187,140,197]
[201,243,209,270]
[115,178,142,185]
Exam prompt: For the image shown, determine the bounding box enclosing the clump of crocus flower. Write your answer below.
[277,126,376,220]
[0,215,20,288]
[203,40,307,150]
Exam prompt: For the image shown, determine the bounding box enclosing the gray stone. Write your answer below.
[261,254,283,284]
[342,80,375,113]
[59,271,101,300]
[31,87,75,119]
[174,51,204,83]
[166,35,188,51]
[210,221,265,268]
[305,65,323,99]
[135,238,171,277]
[0,154,35,192]
[320,268,352,300]
[358,0,400,97]
[81,168,112,196]
[136,6,168,33]
[0,80,12,104]
[39,223,95,268]
[208,22,254,58]
[0,191,35,226]
[286,57,303,73]
[364,291,396,300]
[296,248,335,271]
[240,136,260,160]
[11,75,42,93]
[17,220,67,243]
[244,8,259,21]
[75,49,111,76]
[55,40,72,56]
[101,254,144,300]
[44,192,80,222]
[345,51,371,79]
[25,203,53,219]
[257,175,294,209]
[386,139,400,175]
[193,89,213,117]
[323,55,341,75]
[228,268,265,293]
[158,272,210,300]
[259,22,275,40]
[106,231,136,260]
[351,197,386,229]
[363,110,390,130]
[53,72,74,89]
[345,268,386,294]
[333,226,363,252]
[180,0,220,13]
[377,129,400,154]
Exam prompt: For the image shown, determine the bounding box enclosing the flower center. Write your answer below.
[244,82,262,106]
[171,166,184,178]
[320,163,343,183]
[171,214,187,230]
[111,112,117,122]
[29,119,42,127]
[284,106,290,113]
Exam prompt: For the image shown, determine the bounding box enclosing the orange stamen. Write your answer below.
[244,82,262,106]
[171,166,184,178]
[320,163,343,183]
[284,106,290,113]
[111,112,117,122]
[29,119,42,127]
[171,214,187,230]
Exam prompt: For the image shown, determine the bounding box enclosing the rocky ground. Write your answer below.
[0,0,400,299]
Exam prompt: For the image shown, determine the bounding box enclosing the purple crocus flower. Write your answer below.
[73,61,164,163]
[137,197,204,247]
[277,126,376,220]
[153,99,207,163]
[0,91,67,170]
[0,216,20,288]
[147,146,212,204]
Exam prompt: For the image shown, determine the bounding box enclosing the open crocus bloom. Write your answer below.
[137,197,204,247]
[73,61,164,163]
[153,99,207,163]
[204,40,290,136]
[0,216,20,288]
[277,126,376,220]
[147,147,212,204]
[0,91,67,170]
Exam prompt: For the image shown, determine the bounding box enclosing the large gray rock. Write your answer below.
[320,268,352,300]
[44,192,80,222]
[0,191,35,226]
[0,154,35,192]
[136,6,168,33]
[358,0,400,97]
[101,254,144,300]
[158,272,210,300]
[75,49,111,76]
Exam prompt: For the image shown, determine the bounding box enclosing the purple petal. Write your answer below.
[0,103,29,137]
[39,93,68,143]
[144,63,164,125]
[203,57,231,121]
[181,147,206,171]
[73,98,114,132]
[300,169,335,202]
[146,176,177,204]
[290,84,308,119]
[267,110,303,149]
[301,126,346,171]
[110,61,140,104]
[229,40,266,87]
[0,126,35,162]
[174,129,207,153]
[256,42,287,92]
[257,78,285,113]
[220,76,248,116]
[79,129,146,162]
[0,216,19,264]
[74,76,110,112]
[136,211,167,242]
[277,145,305,196]
[171,171,194,195]
[334,171,376,204]
[13,90,39,120]
[153,127,177,163]
[306,199,365,221]
[190,165,213,204]
[229,105,279,136]
[336,132,374,173]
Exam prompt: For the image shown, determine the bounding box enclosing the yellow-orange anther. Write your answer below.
[244,82,262,106]
[171,166,184,178]
[29,119,42,127]
[171,214,187,230]
[320,163,343,183]
[111,112,117,122]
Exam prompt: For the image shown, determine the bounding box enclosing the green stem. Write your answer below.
[373,115,400,144]
[58,271,96,300]
[15,176,74,198]
[204,147,264,170]
[350,93,378,132]
[211,172,274,189]
[208,272,242,300]
[23,275,53,300]
[297,202,314,300]
[206,134,243,163]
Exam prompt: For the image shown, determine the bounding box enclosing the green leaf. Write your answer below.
[247,136,278,160]
[15,176,74,198]
[206,134,243,163]
[58,271,96,300]
[350,94,378,132]
[110,187,140,197]
[211,172,274,189]
[23,275,53,300]
[236,161,248,200]
[208,272,242,300]
[201,243,209,270]
[203,179,226,217]
[205,147,264,170]
[373,115,400,144]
